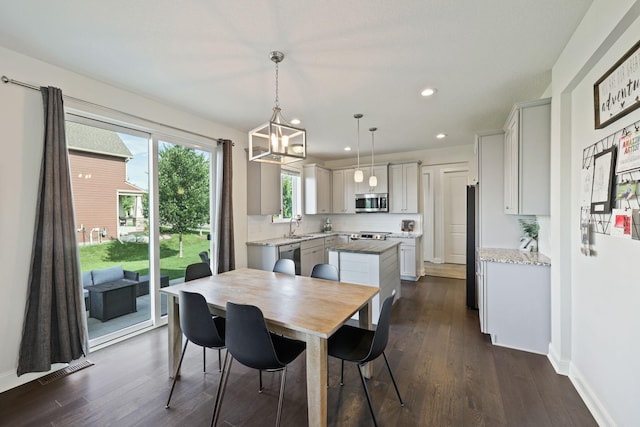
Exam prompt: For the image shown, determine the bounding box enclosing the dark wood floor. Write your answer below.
[0,275,596,427]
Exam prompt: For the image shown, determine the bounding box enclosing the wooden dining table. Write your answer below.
[159,267,379,427]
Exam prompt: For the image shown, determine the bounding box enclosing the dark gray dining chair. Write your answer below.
[165,291,225,419]
[184,262,219,372]
[212,302,306,427]
[185,262,212,282]
[272,258,295,275]
[327,290,403,427]
[310,263,339,281]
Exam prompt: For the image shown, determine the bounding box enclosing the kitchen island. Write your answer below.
[326,240,401,324]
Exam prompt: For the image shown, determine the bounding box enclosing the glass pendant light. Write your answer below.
[249,51,306,164]
[354,114,364,183]
[369,127,378,188]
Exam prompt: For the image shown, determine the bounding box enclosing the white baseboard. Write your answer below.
[0,363,67,394]
[570,364,618,427]
[547,343,570,375]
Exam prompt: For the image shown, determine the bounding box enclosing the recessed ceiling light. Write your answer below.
[436,133,447,139]
[291,118,301,125]
[421,87,437,97]
[344,146,352,151]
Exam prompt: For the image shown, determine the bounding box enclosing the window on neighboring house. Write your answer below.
[274,168,301,221]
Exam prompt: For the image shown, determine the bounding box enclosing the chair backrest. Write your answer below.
[225,301,284,370]
[199,251,210,263]
[179,291,224,348]
[363,290,396,363]
[310,263,339,281]
[185,262,212,282]
[273,258,295,275]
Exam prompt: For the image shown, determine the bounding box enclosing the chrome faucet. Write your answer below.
[289,214,302,237]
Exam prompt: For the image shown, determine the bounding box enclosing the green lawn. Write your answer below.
[79,232,210,280]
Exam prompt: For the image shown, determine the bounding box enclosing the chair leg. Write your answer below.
[203,347,206,373]
[166,340,190,408]
[259,370,263,392]
[357,363,379,427]
[218,349,222,372]
[275,366,287,427]
[382,352,404,406]
[211,352,233,427]
[340,360,344,386]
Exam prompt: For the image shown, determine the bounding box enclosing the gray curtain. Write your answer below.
[217,139,235,273]
[17,86,88,376]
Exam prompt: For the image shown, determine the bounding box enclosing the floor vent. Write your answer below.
[38,360,94,385]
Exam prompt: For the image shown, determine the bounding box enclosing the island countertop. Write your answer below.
[326,240,400,255]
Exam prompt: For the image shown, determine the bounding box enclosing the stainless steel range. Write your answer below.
[349,231,391,241]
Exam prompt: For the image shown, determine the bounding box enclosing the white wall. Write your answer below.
[550,1,640,425]
[0,45,249,392]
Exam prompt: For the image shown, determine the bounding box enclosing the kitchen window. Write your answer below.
[274,168,301,221]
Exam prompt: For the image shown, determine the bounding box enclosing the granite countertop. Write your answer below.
[387,232,423,238]
[326,240,400,255]
[246,232,350,247]
[478,248,551,266]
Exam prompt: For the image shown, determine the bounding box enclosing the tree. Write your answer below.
[157,144,209,257]
[282,174,292,219]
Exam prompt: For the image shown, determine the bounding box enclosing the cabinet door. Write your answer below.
[389,164,404,213]
[400,245,416,277]
[404,163,419,213]
[247,160,281,215]
[317,167,331,213]
[504,111,519,215]
[331,170,345,213]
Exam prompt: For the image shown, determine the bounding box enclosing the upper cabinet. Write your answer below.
[389,162,420,213]
[503,98,551,215]
[355,164,389,194]
[304,164,331,215]
[332,168,356,214]
[247,155,281,215]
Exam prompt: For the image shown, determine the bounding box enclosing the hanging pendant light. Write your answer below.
[249,51,306,164]
[369,127,378,188]
[353,113,364,183]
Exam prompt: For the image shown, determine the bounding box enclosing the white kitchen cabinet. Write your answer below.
[331,168,356,214]
[300,238,325,276]
[355,164,388,194]
[389,162,419,213]
[304,164,331,215]
[479,259,550,354]
[503,98,550,215]
[246,244,279,271]
[387,236,421,280]
[324,234,348,262]
[246,156,281,215]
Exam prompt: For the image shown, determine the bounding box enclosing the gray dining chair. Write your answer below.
[184,262,220,372]
[273,258,295,275]
[212,302,306,427]
[327,290,403,427]
[165,291,225,419]
[310,263,339,281]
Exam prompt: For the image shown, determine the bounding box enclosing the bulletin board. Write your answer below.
[581,119,640,251]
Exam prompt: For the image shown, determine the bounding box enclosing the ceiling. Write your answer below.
[0,0,592,160]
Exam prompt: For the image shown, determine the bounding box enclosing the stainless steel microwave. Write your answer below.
[355,193,388,213]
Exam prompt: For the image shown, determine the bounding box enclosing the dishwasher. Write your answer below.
[278,243,301,275]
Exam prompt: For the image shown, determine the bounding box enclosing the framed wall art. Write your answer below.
[594,40,640,129]
[591,146,617,214]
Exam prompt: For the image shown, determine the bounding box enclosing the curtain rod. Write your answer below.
[1,75,234,146]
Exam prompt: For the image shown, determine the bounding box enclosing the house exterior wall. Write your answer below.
[69,150,126,243]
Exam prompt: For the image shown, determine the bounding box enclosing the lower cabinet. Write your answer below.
[387,236,421,281]
[479,260,550,354]
[301,238,325,276]
[247,245,278,272]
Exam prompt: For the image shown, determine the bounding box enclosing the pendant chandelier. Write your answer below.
[354,113,364,183]
[369,127,378,188]
[249,51,306,164]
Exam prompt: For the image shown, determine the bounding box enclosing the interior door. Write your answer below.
[443,170,468,264]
